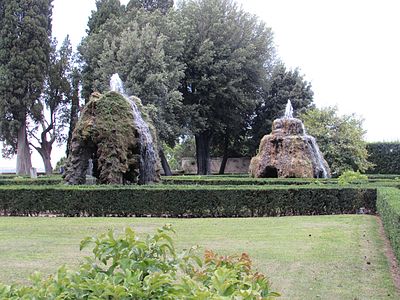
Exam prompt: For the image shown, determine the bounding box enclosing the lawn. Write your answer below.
[0,215,398,299]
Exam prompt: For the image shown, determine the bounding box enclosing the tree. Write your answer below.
[79,7,185,175]
[127,0,174,13]
[80,0,124,102]
[0,0,52,175]
[29,37,73,174]
[248,63,314,155]
[66,67,81,157]
[178,0,275,174]
[300,106,373,176]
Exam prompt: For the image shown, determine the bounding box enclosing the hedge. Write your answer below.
[0,177,63,186]
[0,185,376,217]
[367,143,400,174]
[162,176,337,186]
[377,187,400,262]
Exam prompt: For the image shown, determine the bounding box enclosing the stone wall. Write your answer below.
[181,157,251,174]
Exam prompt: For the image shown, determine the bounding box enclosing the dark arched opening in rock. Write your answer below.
[261,166,278,178]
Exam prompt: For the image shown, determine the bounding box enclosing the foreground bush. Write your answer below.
[0,225,280,299]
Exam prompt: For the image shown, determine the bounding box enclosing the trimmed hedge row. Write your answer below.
[367,143,400,174]
[162,176,336,186]
[377,187,400,262]
[0,177,63,186]
[0,185,376,217]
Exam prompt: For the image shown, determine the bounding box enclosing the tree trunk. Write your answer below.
[16,124,32,176]
[159,148,172,176]
[66,71,80,157]
[37,146,53,175]
[218,136,229,175]
[195,131,211,175]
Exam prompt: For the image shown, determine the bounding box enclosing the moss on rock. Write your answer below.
[64,92,160,185]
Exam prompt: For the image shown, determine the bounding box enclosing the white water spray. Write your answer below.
[110,73,157,184]
[284,100,294,119]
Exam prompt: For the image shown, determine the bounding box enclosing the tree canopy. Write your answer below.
[178,0,276,174]
[0,0,53,174]
[300,106,373,176]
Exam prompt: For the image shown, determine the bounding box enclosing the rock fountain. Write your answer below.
[249,100,330,178]
[63,74,161,185]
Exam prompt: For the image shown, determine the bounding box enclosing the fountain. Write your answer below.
[249,100,330,178]
[63,74,160,185]
[110,74,157,184]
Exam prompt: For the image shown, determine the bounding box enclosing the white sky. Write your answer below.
[1,0,399,171]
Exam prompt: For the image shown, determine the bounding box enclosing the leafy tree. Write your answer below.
[87,0,124,35]
[0,0,53,175]
[249,63,314,155]
[79,0,124,102]
[80,7,185,175]
[300,106,373,176]
[29,36,73,174]
[178,0,275,174]
[127,0,174,13]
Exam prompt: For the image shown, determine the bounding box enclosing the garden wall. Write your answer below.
[181,157,251,174]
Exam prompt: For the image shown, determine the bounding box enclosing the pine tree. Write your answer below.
[0,0,52,175]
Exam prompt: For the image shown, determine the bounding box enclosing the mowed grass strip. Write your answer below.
[0,215,397,299]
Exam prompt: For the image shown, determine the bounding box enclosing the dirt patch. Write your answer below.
[377,216,400,293]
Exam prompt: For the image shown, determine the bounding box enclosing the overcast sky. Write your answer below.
[1,0,399,170]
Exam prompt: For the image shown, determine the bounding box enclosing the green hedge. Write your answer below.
[0,177,63,186]
[0,185,376,217]
[367,143,400,174]
[162,176,336,186]
[377,187,400,262]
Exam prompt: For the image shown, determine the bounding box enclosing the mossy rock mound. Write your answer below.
[64,91,160,184]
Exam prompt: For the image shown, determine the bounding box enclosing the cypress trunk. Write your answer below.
[195,131,211,175]
[16,124,32,175]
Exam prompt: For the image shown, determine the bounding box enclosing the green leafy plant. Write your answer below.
[0,225,280,299]
[338,170,368,185]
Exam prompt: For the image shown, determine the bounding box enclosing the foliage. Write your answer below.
[366,142,400,174]
[54,156,67,172]
[300,106,373,176]
[338,170,368,185]
[377,188,400,262]
[0,225,280,299]
[0,185,377,217]
[29,36,74,174]
[127,0,174,14]
[177,0,275,173]
[79,4,185,146]
[248,63,314,155]
[0,0,52,172]
[163,137,196,170]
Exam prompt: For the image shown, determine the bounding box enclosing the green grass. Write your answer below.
[0,215,397,299]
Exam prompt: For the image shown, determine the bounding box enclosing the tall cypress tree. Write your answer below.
[0,0,52,175]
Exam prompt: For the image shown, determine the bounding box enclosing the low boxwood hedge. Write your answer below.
[0,185,376,217]
[377,187,400,262]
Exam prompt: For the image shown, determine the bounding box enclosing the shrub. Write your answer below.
[0,185,377,217]
[366,143,400,174]
[377,188,400,262]
[0,225,280,299]
[338,171,368,185]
